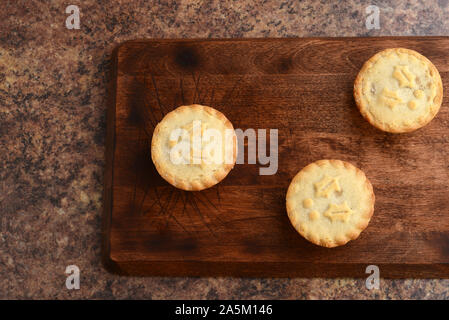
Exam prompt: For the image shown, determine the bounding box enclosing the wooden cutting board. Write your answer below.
[103,37,449,278]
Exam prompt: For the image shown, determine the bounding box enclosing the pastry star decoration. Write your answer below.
[314,175,341,198]
[393,65,416,88]
[324,201,353,222]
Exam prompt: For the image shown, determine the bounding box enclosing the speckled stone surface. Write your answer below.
[1,0,449,299]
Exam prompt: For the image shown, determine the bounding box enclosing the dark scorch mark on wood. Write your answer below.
[175,46,200,70]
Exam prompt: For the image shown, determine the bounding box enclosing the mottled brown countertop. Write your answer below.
[1,0,449,299]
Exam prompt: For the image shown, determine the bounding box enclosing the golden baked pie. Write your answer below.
[286,160,375,248]
[151,104,237,191]
[354,48,443,133]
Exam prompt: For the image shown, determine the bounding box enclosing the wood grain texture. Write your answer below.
[103,38,449,278]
